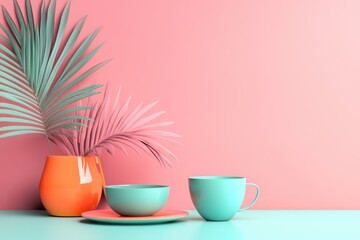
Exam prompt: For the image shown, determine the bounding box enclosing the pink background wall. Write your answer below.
[1,0,360,210]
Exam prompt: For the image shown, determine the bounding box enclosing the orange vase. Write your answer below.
[39,155,105,217]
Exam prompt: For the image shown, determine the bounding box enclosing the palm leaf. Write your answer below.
[50,87,180,167]
[0,0,107,146]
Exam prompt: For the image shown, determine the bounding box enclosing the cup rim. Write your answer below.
[189,176,245,180]
[105,184,169,189]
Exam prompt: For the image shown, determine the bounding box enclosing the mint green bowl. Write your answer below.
[105,185,170,216]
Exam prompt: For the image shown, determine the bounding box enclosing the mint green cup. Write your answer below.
[105,185,169,216]
[189,176,260,221]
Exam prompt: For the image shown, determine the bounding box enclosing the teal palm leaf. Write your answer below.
[50,87,180,167]
[0,0,107,143]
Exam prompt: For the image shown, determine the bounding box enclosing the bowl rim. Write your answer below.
[105,184,169,189]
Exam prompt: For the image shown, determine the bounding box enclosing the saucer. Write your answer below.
[81,209,188,224]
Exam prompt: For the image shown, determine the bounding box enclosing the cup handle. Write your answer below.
[238,183,260,211]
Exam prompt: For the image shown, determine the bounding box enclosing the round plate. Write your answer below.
[81,209,189,224]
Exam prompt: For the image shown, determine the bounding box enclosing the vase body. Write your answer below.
[39,155,105,217]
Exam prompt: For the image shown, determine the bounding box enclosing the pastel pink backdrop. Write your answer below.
[1,0,360,210]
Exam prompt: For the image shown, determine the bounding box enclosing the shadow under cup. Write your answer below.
[189,176,260,221]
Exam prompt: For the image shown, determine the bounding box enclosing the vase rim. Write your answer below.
[47,155,99,158]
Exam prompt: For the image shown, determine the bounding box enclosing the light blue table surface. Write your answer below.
[1,210,359,240]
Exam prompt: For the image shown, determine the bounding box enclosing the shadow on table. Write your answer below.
[78,214,246,239]
[10,210,50,217]
[186,216,255,222]
[79,219,187,226]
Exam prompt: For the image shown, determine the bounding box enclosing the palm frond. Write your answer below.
[50,87,180,167]
[0,0,107,142]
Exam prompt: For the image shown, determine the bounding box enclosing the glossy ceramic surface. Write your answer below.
[39,156,105,217]
[105,185,169,216]
[81,209,188,224]
[189,176,259,221]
